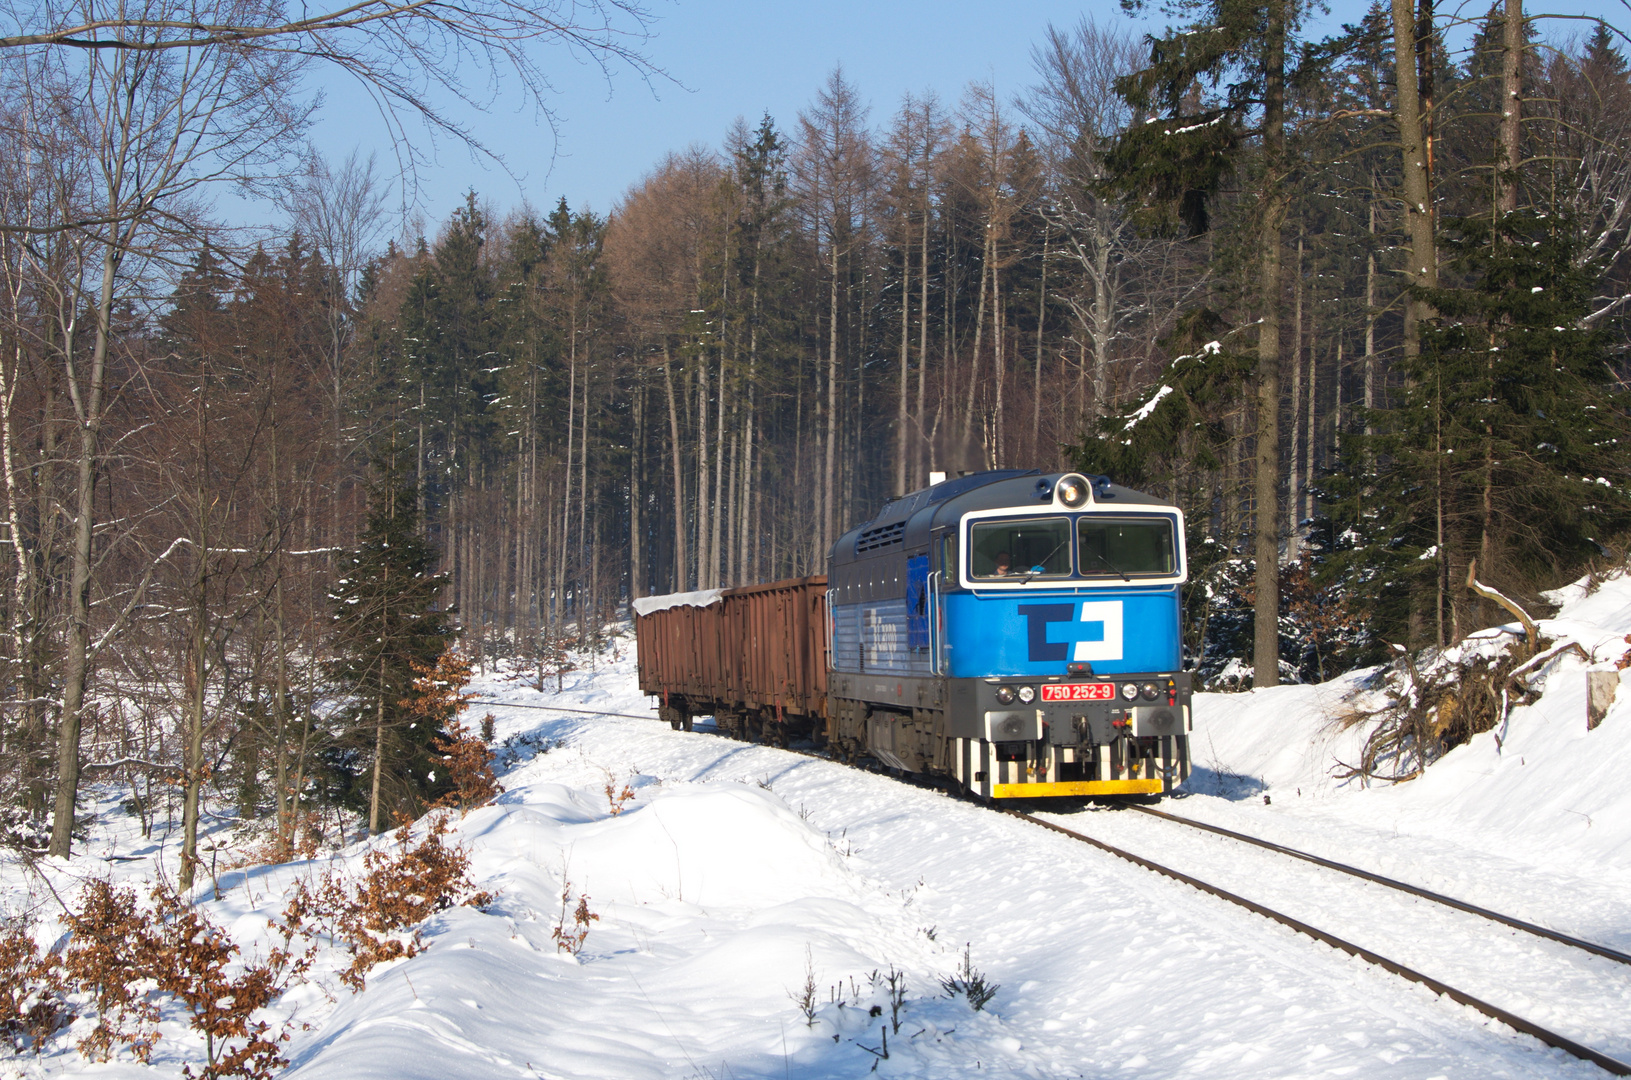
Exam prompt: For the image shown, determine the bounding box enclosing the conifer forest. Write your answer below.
[1,0,1628,851]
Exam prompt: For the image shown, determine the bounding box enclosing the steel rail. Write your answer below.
[1124,804,1631,968]
[467,700,659,722]
[1014,811,1631,1078]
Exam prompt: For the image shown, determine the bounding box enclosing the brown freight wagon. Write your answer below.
[635,576,828,743]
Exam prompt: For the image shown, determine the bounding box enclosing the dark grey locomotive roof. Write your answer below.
[829,470,1173,570]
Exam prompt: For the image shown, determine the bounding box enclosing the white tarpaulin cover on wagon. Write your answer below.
[631,589,726,616]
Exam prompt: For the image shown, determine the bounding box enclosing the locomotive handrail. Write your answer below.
[927,570,943,676]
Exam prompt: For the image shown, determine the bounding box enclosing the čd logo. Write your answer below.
[1017,601,1124,663]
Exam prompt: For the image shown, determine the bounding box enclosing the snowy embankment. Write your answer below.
[1170,570,1631,945]
[7,572,1631,1078]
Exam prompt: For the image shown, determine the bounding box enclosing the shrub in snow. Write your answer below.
[431,717,503,814]
[940,944,998,1012]
[549,885,598,956]
[790,946,818,1027]
[404,649,503,814]
[602,771,636,816]
[289,814,491,991]
[0,919,71,1052]
[64,879,310,1077]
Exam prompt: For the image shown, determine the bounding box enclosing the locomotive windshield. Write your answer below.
[1077,517,1176,577]
[965,512,1180,581]
[970,518,1071,578]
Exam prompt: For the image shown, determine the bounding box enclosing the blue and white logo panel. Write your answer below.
[944,591,1178,677]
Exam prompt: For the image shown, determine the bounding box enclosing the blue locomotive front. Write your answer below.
[826,469,1192,799]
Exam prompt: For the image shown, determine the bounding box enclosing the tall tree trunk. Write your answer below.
[48,242,116,859]
[1289,231,1305,554]
[695,360,710,588]
[896,212,910,496]
[1091,221,1113,416]
[1306,307,1318,514]
[711,362,726,588]
[915,205,930,487]
[1033,225,1049,463]
[1252,0,1289,690]
[178,551,207,892]
[578,355,590,634]
[824,242,839,555]
[630,375,643,603]
[1497,0,1523,215]
[662,348,687,591]
[963,233,991,447]
[992,269,1004,466]
[1392,0,1438,361]
[1364,193,1378,443]
[369,654,385,836]
[559,321,577,629]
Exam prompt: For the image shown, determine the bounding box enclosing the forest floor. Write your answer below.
[6,573,1631,1078]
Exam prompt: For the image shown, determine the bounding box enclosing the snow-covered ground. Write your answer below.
[7,573,1631,1078]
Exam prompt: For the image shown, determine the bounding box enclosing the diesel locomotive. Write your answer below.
[635,469,1193,799]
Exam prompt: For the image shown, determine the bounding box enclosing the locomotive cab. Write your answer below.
[827,470,1192,799]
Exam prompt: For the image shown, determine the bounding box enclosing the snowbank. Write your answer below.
[1179,569,1631,941]
[14,572,1631,1079]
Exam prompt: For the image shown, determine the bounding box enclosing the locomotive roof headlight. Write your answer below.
[995,685,1017,705]
[1056,474,1090,508]
[1140,682,1161,700]
[1120,682,1140,701]
[1017,685,1036,704]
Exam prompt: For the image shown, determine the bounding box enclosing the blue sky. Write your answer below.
[307,0,1152,228]
[300,0,1627,234]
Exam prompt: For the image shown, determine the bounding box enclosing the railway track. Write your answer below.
[1014,809,1631,1077]
[475,697,1631,1076]
[1121,804,1631,968]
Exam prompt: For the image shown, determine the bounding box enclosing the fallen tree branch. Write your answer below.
[1508,639,1592,684]
[1466,559,1539,655]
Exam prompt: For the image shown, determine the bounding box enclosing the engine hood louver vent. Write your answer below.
[855,520,905,554]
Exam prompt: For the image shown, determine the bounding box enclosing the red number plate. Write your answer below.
[1041,682,1116,702]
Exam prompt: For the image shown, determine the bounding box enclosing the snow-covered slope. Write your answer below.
[269,652,1619,1080]
[9,572,1631,1079]
[1179,571,1631,935]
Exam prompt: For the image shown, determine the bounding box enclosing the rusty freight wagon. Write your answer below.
[633,576,828,743]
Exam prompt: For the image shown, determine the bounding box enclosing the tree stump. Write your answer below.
[1587,671,1618,731]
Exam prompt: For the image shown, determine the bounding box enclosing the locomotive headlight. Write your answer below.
[1140,682,1161,700]
[1120,682,1140,701]
[995,685,1017,705]
[1017,685,1036,704]
[1056,474,1090,508]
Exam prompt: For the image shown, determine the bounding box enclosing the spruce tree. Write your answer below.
[1108,0,1316,687]
[1358,211,1631,643]
[328,456,452,833]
